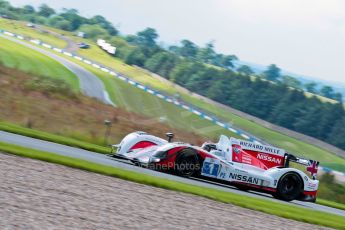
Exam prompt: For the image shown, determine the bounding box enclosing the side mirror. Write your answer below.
[166,132,174,142]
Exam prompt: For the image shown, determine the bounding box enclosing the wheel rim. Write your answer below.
[280,174,301,200]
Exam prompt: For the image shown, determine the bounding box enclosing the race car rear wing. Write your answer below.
[284,153,319,179]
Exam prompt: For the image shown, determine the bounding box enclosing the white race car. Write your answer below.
[111,132,319,202]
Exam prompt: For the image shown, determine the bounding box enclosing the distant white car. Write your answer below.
[112,132,320,202]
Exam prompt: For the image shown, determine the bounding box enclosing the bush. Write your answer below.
[24,77,77,98]
[318,173,345,204]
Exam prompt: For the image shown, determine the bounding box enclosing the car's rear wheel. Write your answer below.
[175,148,200,177]
[275,172,303,201]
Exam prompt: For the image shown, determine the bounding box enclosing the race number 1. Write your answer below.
[202,160,220,177]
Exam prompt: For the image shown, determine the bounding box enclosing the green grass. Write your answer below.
[0,37,79,92]
[0,18,67,48]
[61,58,244,140]
[318,199,345,211]
[2,20,345,172]
[1,142,344,229]
[0,121,110,154]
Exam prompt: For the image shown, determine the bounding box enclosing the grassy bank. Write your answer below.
[1,141,344,229]
[0,18,67,48]
[0,37,79,91]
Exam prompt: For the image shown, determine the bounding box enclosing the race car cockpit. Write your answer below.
[201,135,232,161]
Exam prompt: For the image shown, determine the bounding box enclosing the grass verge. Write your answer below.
[0,121,110,154]
[0,18,67,48]
[0,36,79,91]
[318,199,345,211]
[0,141,344,229]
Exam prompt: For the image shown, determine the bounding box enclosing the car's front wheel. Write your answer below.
[174,148,200,177]
[275,172,303,201]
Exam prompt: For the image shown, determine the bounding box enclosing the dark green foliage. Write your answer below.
[22,5,35,14]
[320,85,334,98]
[263,64,281,82]
[281,75,302,88]
[304,82,318,93]
[124,48,146,66]
[78,24,109,40]
[144,51,179,77]
[318,173,345,204]
[88,15,118,35]
[166,61,345,150]
[237,65,254,75]
[24,77,77,98]
[38,4,55,17]
[132,27,158,47]
[196,42,216,64]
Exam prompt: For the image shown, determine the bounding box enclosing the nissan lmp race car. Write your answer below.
[111,131,320,202]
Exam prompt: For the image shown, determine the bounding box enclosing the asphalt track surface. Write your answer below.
[0,34,113,105]
[1,131,344,217]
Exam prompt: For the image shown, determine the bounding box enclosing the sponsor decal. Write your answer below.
[307,182,317,188]
[233,147,241,154]
[257,153,282,164]
[274,180,278,186]
[239,140,284,156]
[202,161,220,177]
[229,173,260,185]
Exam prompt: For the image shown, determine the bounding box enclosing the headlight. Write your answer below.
[150,157,161,163]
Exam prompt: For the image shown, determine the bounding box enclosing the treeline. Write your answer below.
[1,1,345,150]
[137,50,345,150]
[0,2,118,36]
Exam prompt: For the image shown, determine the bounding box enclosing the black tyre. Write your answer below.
[275,172,303,201]
[175,148,200,177]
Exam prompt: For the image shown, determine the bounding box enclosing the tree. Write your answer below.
[89,15,118,35]
[327,117,345,149]
[136,27,158,47]
[304,82,318,93]
[0,0,10,9]
[38,4,55,17]
[124,48,146,66]
[55,19,72,31]
[78,24,109,40]
[48,15,65,27]
[23,5,35,14]
[263,64,281,82]
[59,8,84,31]
[197,42,216,63]
[320,85,334,99]
[170,61,203,85]
[218,54,238,68]
[237,65,254,75]
[179,39,198,58]
[334,92,343,103]
[281,75,302,89]
[144,52,179,78]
